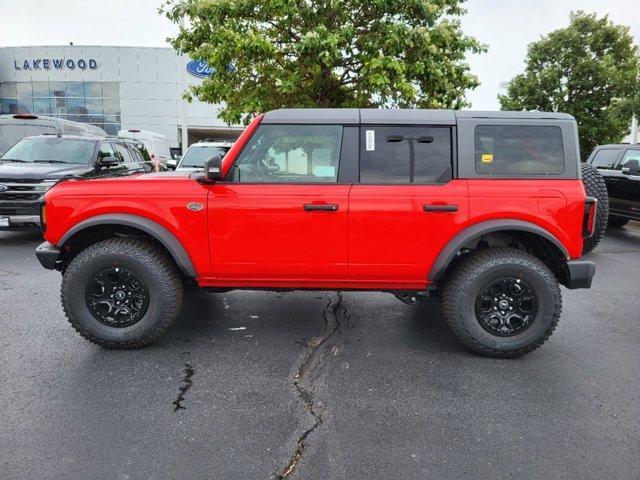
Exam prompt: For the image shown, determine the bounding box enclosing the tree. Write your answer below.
[162,0,486,124]
[499,11,639,159]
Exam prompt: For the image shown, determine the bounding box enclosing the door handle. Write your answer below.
[423,204,458,212]
[304,204,339,212]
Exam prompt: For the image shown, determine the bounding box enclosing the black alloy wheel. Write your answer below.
[85,266,150,328]
[474,277,537,337]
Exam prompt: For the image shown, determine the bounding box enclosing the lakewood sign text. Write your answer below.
[14,58,98,71]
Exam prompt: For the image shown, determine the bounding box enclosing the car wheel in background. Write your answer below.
[607,215,629,228]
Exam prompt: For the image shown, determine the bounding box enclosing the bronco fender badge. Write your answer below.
[187,202,204,212]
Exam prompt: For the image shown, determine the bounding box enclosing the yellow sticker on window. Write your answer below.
[481,154,494,163]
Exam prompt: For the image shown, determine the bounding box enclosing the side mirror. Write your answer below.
[167,158,177,170]
[622,159,639,176]
[97,155,119,168]
[203,154,224,182]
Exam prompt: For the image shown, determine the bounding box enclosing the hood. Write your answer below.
[0,161,93,181]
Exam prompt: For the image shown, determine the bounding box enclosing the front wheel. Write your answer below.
[61,237,184,348]
[442,248,562,358]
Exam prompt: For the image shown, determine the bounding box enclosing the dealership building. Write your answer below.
[0,45,243,149]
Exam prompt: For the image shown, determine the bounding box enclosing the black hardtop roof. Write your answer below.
[262,108,575,125]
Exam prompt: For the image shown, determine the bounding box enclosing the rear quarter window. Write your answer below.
[474,125,564,175]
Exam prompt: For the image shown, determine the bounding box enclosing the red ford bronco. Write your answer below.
[36,109,597,357]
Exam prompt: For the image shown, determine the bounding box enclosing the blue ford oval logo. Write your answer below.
[186,60,214,78]
[0,184,7,193]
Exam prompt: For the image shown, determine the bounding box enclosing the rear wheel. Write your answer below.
[442,248,562,358]
[61,237,184,348]
[607,215,629,228]
[581,163,609,253]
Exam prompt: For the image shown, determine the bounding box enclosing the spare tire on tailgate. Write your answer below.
[581,163,609,253]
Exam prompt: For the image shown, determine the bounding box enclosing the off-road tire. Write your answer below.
[581,163,609,253]
[61,237,184,348]
[442,247,562,358]
[607,215,629,228]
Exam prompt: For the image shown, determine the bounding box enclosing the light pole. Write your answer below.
[179,16,189,154]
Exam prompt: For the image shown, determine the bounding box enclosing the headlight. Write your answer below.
[34,181,58,192]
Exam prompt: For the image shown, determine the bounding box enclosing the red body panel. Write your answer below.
[466,180,585,259]
[204,184,350,284]
[43,174,213,279]
[348,181,469,289]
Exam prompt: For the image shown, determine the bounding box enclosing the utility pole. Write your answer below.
[179,16,189,154]
[631,116,638,145]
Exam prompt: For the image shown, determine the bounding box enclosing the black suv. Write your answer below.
[586,144,640,228]
[0,135,154,230]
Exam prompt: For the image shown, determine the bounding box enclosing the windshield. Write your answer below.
[180,145,231,168]
[1,137,96,164]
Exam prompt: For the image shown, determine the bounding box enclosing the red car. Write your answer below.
[36,109,597,357]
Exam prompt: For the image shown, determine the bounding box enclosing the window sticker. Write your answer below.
[481,153,494,163]
[366,130,375,151]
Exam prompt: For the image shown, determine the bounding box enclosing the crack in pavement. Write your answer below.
[172,362,195,412]
[274,292,344,479]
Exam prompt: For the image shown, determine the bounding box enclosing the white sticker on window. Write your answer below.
[366,130,375,151]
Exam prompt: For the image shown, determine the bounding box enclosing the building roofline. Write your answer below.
[0,45,174,50]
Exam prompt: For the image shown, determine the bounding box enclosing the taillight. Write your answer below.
[583,197,597,238]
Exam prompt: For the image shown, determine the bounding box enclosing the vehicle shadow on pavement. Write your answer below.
[157,290,228,345]
[405,298,470,356]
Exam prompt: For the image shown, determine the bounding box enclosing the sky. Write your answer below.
[1,0,639,110]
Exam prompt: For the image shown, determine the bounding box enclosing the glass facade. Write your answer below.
[0,81,121,135]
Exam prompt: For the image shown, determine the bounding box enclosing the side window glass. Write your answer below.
[617,149,640,170]
[360,127,452,183]
[230,125,342,183]
[97,142,116,161]
[591,149,619,169]
[474,125,564,175]
[113,143,133,163]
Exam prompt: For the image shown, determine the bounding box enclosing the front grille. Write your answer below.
[0,179,46,201]
[0,204,40,216]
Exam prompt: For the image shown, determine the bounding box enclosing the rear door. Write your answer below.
[613,148,640,218]
[348,125,468,289]
[589,147,624,204]
[206,124,352,285]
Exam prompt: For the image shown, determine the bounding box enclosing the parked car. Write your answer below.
[118,129,172,170]
[36,109,596,357]
[586,144,640,228]
[169,139,234,171]
[0,135,153,230]
[0,114,106,156]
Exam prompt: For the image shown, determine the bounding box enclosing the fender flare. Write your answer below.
[428,219,570,281]
[58,214,197,277]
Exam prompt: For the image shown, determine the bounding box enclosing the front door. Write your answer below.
[348,125,468,289]
[206,123,350,286]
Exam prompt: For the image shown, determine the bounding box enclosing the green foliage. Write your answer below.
[499,11,640,159]
[161,0,486,124]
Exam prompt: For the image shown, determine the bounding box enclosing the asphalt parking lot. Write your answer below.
[1,226,639,480]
